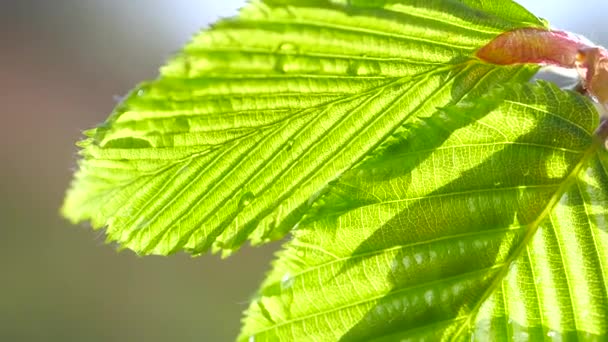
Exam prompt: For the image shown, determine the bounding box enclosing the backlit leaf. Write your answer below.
[239,82,608,341]
[62,0,544,255]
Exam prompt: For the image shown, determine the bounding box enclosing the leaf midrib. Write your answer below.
[101,70,422,251]
[204,65,467,248]
[575,172,608,309]
[264,180,581,291]
[124,73,412,251]
[451,130,604,339]
[546,212,579,334]
[223,64,479,248]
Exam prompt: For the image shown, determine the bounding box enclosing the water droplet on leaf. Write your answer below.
[281,273,294,290]
[177,165,190,175]
[277,43,298,53]
[390,259,400,273]
[374,305,386,317]
[402,256,411,269]
[424,290,434,306]
[347,58,381,76]
[414,252,424,264]
[135,219,151,230]
[275,43,299,73]
[286,139,295,150]
[239,191,255,207]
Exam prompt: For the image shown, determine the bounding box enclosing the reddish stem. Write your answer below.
[477,28,608,107]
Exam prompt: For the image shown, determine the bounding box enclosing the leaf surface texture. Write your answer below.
[240,82,608,341]
[62,0,543,255]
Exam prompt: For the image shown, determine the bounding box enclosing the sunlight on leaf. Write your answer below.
[239,82,608,341]
[62,0,544,255]
[60,0,608,340]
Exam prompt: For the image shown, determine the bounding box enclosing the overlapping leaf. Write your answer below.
[239,82,608,341]
[62,0,545,255]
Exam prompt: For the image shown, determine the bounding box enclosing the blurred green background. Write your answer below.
[1,1,606,341]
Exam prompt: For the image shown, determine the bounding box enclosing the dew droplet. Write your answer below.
[174,117,191,132]
[391,298,403,313]
[281,272,294,290]
[137,89,145,96]
[400,297,409,312]
[424,290,435,306]
[347,58,381,76]
[512,323,529,340]
[275,43,299,74]
[414,252,424,265]
[458,241,466,255]
[440,288,450,303]
[275,57,289,73]
[347,60,360,76]
[364,61,382,76]
[474,240,483,249]
[239,191,255,207]
[286,139,295,150]
[402,256,411,269]
[277,42,298,53]
[390,259,400,273]
[248,335,256,342]
[547,330,557,338]
[410,295,420,308]
[452,283,463,296]
[364,314,375,323]
[374,305,386,317]
[135,219,151,230]
[177,165,190,175]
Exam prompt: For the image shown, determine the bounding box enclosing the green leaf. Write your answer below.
[62,0,544,255]
[239,82,608,341]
